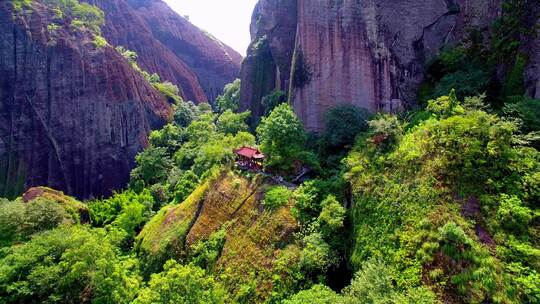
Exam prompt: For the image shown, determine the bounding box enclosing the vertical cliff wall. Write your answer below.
[524,0,540,99]
[87,0,208,103]
[0,0,243,199]
[239,0,297,124]
[240,0,502,131]
[86,0,243,103]
[0,1,170,199]
[126,0,243,102]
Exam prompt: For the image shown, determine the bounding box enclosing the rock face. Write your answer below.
[127,0,243,102]
[240,0,502,131]
[240,0,298,124]
[0,0,242,199]
[87,0,207,103]
[0,1,170,199]
[524,0,540,99]
[87,0,242,103]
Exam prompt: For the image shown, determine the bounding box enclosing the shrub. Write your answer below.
[93,35,108,48]
[134,260,225,304]
[216,79,241,113]
[300,233,338,274]
[198,102,213,113]
[497,195,533,234]
[426,90,464,118]
[261,89,287,116]
[437,222,473,258]
[0,200,25,247]
[216,110,250,135]
[173,100,200,127]
[292,180,326,224]
[317,195,346,239]
[262,186,292,210]
[283,284,341,304]
[149,124,185,154]
[342,259,397,303]
[89,189,154,229]
[23,198,67,235]
[149,183,170,209]
[12,0,32,12]
[322,105,371,149]
[503,96,540,133]
[153,81,182,103]
[189,228,227,270]
[173,170,200,203]
[368,114,403,152]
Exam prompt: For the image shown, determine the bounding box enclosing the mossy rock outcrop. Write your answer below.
[22,187,90,224]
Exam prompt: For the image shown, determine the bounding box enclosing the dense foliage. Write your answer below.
[0,85,538,304]
[216,79,241,113]
[0,226,141,304]
[1,3,539,300]
[342,94,539,303]
[256,103,314,175]
[0,193,87,247]
[134,260,225,304]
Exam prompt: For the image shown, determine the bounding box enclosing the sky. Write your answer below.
[164,0,258,56]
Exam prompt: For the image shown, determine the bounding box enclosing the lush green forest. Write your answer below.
[1,82,538,303]
[1,0,539,303]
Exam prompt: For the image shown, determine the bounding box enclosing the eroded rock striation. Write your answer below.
[240,0,503,131]
[524,0,540,99]
[0,1,170,199]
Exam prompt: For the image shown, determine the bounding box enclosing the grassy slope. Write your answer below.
[136,171,299,302]
[346,108,539,303]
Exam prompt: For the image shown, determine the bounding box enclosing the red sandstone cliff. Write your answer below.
[87,0,208,103]
[126,0,243,102]
[240,0,503,131]
[86,0,242,103]
[0,0,242,199]
[0,1,172,199]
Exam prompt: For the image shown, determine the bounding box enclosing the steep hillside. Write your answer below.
[344,95,540,303]
[136,171,301,302]
[240,0,540,131]
[0,0,171,199]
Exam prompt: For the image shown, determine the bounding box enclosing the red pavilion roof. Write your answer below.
[234,147,265,159]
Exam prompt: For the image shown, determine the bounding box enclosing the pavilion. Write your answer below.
[234,146,265,171]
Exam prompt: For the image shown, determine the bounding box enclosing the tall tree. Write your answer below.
[216,79,241,113]
[256,103,307,173]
